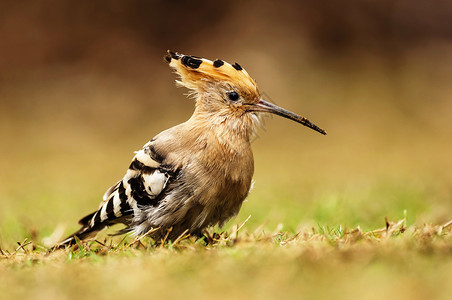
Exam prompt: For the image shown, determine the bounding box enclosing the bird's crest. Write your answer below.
[165,50,258,97]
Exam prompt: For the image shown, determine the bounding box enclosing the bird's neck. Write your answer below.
[184,109,255,183]
[187,108,257,146]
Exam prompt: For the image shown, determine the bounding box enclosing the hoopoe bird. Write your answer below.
[57,50,326,247]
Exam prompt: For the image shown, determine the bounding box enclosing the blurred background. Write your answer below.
[1,0,451,247]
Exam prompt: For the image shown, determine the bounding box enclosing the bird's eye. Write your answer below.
[227,91,239,101]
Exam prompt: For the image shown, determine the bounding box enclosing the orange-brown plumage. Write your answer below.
[56,51,326,247]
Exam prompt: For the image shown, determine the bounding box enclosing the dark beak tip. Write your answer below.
[255,99,327,136]
[315,129,327,135]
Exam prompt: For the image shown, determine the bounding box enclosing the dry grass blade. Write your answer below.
[172,229,190,247]
[442,219,452,229]
[230,215,252,242]
[160,227,172,245]
[130,227,160,247]
[236,215,252,233]
[94,240,106,247]
[13,239,32,256]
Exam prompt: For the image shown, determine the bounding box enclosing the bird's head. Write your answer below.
[165,50,326,136]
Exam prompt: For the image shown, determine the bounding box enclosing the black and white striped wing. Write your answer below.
[78,144,174,235]
[57,144,174,246]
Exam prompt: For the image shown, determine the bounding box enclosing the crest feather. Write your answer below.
[164,50,258,95]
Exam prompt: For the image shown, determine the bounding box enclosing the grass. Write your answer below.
[2,218,452,300]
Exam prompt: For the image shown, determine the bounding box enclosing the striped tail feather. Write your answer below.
[54,181,134,248]
[54,145,172,249]
[55,218,104,248]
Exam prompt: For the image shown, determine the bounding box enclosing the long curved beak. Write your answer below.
[248,99,327,135]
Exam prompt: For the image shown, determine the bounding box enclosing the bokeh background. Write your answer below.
[1,0,451,247]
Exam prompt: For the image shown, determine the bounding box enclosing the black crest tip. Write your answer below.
[181,55,203,69]
[213,59,224,68]
[232,62,243,71]
[165,50,181,63]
